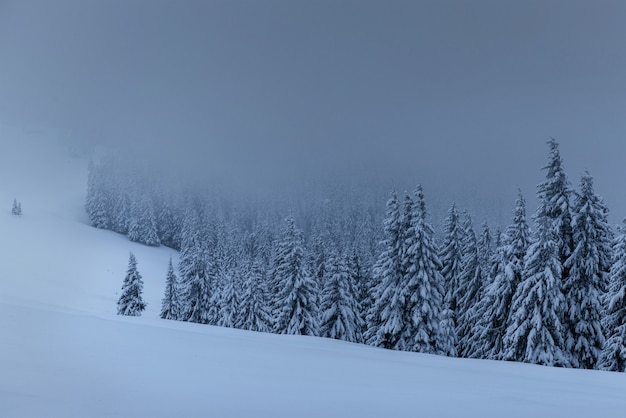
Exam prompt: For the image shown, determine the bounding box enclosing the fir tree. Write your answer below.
[455,212,486,357]
[478,221,493,276]
[272,216,319,336]
[563,172,611,369]
[117,253,146,316]
[599,220,626,372]
[85,160,110,229]
[178,212,213,323]
[11,199,22,216]
[238,260,274,333]
[400,186,450,354]
[160,257,181,320]
[348,246,370,339]
[537,138,573,288]
[470,191,531,359]
[127,194,160,247]
[366,192,407,349]
[218,270,242,328]
[320,252,362,343]
[503,215,569,367]
[440,203,464,329]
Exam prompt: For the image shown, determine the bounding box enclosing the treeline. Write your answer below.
[90,139,626,372]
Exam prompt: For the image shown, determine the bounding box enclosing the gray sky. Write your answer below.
[2,0,626,225]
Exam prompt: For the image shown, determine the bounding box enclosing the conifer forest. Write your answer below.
[86,139,626,372]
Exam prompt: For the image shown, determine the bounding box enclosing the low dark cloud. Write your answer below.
[2,0,626,224]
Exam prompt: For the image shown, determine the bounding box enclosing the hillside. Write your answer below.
[1,135,625,418]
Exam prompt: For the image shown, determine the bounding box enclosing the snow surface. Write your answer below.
[1,132,626,417]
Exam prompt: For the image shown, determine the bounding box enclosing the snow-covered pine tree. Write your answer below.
[563,172,611,369]
[348,245,370,339]
[127,193,160,247]
[178,211,213,324]
[366,192,407,349]
[400,186,449,354]
[537,138,574,288]
[478,221,493,276]
[217,269,242,328]
[469,191,531,359]
[599,220,626,372]
[503,214,569,367]
[117,252,147,316]
[156,198,182,250]
[440,203,464,329]
[272,216,319,336]
[11,199,22,216]
[320,251,362,343]
[85,160,111,229]
[455,212,486,357]
[110,190,130,235]
[237,260,274,333]
[160,257,181,320]
[206,259,225,326]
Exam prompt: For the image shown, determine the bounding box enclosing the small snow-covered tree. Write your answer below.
[503,215,569,367]
[272,216,319,336]
[563,172,611,369]
[117,252,146,316]
[320,252,362,343]
[160,257,181,320]
[599,220,626,372]
[11,199,22,216]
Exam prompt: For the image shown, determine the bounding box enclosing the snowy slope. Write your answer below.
[1,132,626,418]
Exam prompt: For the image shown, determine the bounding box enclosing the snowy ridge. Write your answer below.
[1,135,626,417]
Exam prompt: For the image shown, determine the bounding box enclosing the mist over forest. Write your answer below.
[2,0,626,227]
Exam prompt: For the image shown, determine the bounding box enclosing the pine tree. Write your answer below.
[117,253,147,316]
[238,260,274,333]
[366,192,407,349]
[111,190,130,235]
[563,172,611,369]
[178,212,213,323]
[85,160,110,229]
[537,138,573,289]
[469,191,531,359]
[455,212,486,357]
[599,220,626,372]
[218,270,241,328]
[127,194,160,247]
[320,252,362,343]
[400,186,449,354]
[11,199,22,216]
[272,216,319,336]
[503,215,569,367]
[440,203,464,329]
[347,246,369,340]
[160,257,181,320]
[478,221,493,276]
